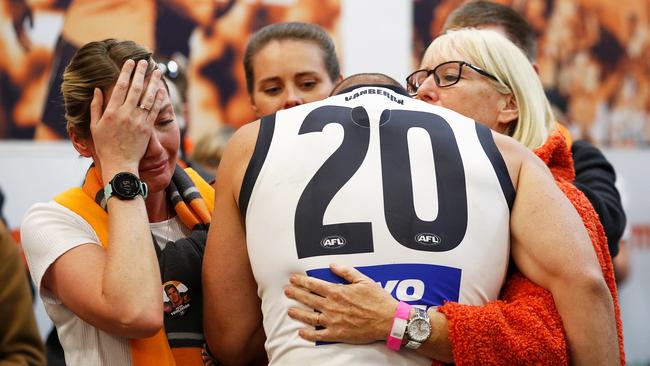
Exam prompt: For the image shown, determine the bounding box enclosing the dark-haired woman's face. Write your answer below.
[250,39,339,117]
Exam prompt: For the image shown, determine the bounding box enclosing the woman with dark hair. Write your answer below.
[243,22,342,117]
[190,22,343,181]
[21,39,213,366]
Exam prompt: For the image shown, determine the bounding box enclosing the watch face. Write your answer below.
[407,318,431,342]
[112,172,141,199]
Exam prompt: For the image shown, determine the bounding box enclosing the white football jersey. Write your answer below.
[240,85,514,365]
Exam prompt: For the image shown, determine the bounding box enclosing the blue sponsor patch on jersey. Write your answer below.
[306,263,461,346]
[307,263,461,307]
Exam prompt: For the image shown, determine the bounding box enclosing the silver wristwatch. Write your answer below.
[404,307,432,349]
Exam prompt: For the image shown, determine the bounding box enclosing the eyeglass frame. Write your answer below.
[406,60,500,95]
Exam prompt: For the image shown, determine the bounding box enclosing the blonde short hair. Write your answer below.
[422,28,554,150]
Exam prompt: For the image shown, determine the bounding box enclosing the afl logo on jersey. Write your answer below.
[415,233,441,246]
[320,235,347,249]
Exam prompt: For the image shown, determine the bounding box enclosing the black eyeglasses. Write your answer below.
[406,61,499,95]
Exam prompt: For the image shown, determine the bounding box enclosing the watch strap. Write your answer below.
[405,339,422,349]
[386,301,411,351]
[104,183,114,201]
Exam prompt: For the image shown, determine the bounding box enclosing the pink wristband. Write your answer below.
[386,301,411,350]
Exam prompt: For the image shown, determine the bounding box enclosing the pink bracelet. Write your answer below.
[386,301,411,350]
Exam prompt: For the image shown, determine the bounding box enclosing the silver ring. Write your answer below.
[138,104,151,112]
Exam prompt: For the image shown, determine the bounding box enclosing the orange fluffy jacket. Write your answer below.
[433,131,624,365]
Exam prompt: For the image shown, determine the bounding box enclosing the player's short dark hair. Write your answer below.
[331,73,407,96]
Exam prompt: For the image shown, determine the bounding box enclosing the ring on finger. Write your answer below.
[138,104,151,112]
[316,313,321,326]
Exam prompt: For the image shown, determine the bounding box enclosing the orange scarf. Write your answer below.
[54,165,214,366]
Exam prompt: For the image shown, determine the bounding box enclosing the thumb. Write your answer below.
[330,264,369,284]
[89,88,103,131]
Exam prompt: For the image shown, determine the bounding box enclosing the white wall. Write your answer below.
[603,149,650,363]
[0,141,91,337]
[0,142,90,228]
[341,0,412,82]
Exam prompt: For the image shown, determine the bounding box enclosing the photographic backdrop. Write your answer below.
[0,0,342,142]
[0,0,648,363]
[412,0,650,148]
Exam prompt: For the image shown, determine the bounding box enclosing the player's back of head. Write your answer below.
[331,73,407,96]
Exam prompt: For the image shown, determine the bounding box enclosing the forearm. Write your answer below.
[99,164,162,320]
[102,196,162,322]
[413,309,452,363]
[552,276,619,365]
[99,166,162,334]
